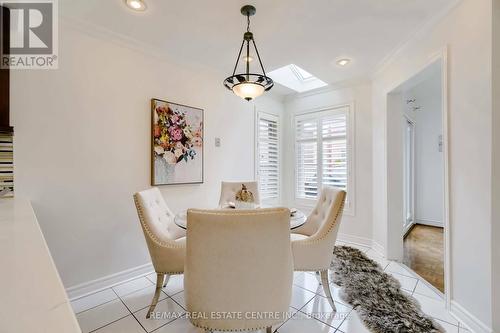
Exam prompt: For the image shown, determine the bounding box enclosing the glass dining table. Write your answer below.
[174,207,307,230]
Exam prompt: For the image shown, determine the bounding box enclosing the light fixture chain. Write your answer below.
[247,14,250,32]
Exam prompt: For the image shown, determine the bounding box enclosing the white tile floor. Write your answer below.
[72,242,472,333]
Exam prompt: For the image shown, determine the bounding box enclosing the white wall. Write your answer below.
[403,71,444,227]
[372,0,493,329]
[283,84,373,244]
[492,1,500,331]
[11,22,284,288]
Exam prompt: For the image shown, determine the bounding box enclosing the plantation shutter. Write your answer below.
[295,108,350,207]
[321,113,348,190]
[295,117,319,198]
[257,113,279,200]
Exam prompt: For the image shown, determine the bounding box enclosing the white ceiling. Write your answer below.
[61,0,455,95]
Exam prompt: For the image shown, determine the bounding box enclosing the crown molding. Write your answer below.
[283,77,371,103]
[60,16,171,61]
[371,0,463,78]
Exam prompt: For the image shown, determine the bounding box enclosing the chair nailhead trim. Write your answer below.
[188,318,280,332]
[293,193,346,247]
[133,195,185,249]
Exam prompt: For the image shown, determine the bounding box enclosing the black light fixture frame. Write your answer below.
[223,5,273,101]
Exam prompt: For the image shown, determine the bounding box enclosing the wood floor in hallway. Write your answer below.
[403,224,444,292]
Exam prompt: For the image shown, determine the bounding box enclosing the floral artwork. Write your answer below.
[151,99,203,185]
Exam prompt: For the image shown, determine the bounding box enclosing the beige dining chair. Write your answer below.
[218,181,261,207]
[133,187,186,318]
[290,186,346,312]
[185,208,293,333]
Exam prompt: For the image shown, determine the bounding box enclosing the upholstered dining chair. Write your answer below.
[133,188,186,318]
[218,181,261,208]
[185,208,293,333]
[290,186,346,312]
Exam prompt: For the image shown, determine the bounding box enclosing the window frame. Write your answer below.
[293,103,355,216]
[255,110,281,205]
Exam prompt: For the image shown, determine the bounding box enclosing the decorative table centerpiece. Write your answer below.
[235,184,256,209]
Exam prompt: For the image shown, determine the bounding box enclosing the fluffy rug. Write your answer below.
[330,246,444,333]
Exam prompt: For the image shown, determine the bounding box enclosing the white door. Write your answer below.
[403,118,415,233]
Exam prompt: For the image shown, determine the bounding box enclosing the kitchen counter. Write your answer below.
[0,198,81,332]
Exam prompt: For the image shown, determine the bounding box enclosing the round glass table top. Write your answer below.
[174,208,306,230]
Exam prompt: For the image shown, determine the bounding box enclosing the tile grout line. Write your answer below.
[75,296,118,316]
[149,316,184,333]
[275,307,300,332]
[331,307,353,333]
[75,279,165,316]
[412,279,419,294]
[87,313,132,333]
[293,283,351,308]
[111,286,149,333]
[71,273,154,303]
[131,289,171,314]
[385,267,421,280]
[113,277,155,298]
[122,287,182,333]
[297,302,353,330]
[168,293,187,311]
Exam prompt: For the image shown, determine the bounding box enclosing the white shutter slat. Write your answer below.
[322,113,348,191]
[295,107,350,201]
[295,129,318,198]
[257,113,280,200]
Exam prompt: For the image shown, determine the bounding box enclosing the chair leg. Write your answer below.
[320,270,337,312]
[146,273,164,319]
[315,271,322,285]
[162,274,170,287]
[266,326,272,333]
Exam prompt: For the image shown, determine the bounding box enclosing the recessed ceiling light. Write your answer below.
[336,58,351,67]
[125,0,147,11]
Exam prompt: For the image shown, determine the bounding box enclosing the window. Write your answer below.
[267,64,328,93]
[295,106,353,213]
[256,112,280,201]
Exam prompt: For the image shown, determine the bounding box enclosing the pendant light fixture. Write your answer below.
[223,5,273,101]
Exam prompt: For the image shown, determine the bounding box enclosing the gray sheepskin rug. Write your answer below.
[330,246,444,333]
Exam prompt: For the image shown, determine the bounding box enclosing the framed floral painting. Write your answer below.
[151,98,203,185]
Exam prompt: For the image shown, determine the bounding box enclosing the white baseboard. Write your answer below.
[66,262,154,301]
[371,240,386,257]
[450,300,493,333]
[415,218,444,228]
[403,221,416,237]
[337,233,373,247]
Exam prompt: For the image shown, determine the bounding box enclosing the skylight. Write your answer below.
[268,64,327,93]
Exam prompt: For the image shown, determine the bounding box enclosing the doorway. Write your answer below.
[386,55,449,297]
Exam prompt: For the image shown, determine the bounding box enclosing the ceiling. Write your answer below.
[60,0,456,96]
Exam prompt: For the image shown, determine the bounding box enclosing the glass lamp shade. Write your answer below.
[232,82,265,101]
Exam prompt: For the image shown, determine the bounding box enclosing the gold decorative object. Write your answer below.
[235,184,255,209]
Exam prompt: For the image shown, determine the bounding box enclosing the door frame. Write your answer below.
[403,115,416,236]
[385,47,451,308]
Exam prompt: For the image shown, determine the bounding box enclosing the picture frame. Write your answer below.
[151,98,204,185]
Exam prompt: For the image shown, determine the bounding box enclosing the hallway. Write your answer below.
[404,225,444,292]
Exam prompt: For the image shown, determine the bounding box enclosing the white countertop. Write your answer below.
[0,198,81,333]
